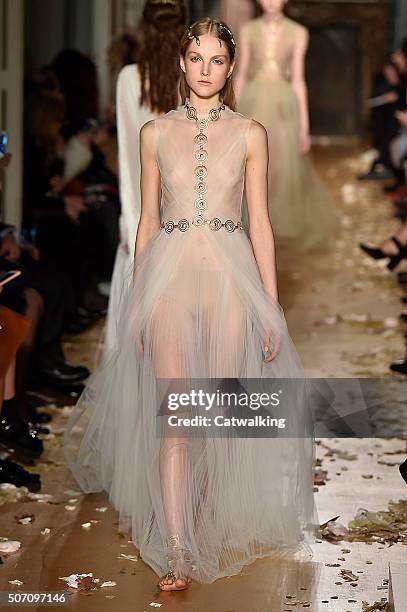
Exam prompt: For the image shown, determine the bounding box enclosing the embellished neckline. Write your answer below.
[184,98,226,123]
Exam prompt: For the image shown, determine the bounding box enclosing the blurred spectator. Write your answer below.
[23,88,119,323]
[49,49,99,140]
[359,40,407,185]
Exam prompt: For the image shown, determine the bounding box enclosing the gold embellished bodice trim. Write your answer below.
[160,218,243,234]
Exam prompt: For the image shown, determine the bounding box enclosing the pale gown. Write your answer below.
[105,64,157,352]
[63,105,319,584]
[238,17,337,252]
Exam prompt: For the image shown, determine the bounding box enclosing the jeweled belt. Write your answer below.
[160,217,244,234]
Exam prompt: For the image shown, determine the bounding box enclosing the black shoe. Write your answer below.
[30,411,52,424]
[0,415,44,460]
[400,459,407,484]
[393,199,407,221]
[359,236,407,271]
[358,165,394,181]
[398,272,407,284]
[24,420,49,435]
[384,179,404,193]
[36,362,90,388]
[76,306,105,321]
[0,458,41,492]
[401,295,407,304]
[400,312,407,323]
[65,316,95,334]
[390,359,407,375]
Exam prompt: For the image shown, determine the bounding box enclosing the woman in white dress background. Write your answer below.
[105,0,187,352]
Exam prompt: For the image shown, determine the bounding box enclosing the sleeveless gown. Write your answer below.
[105,64,157,352]
[237,17,337,252]
[63,105,318,584]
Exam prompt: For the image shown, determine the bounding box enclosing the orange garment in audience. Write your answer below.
[0,305,31,378]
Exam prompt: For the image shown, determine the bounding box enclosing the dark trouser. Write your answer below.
[35,206,118,307]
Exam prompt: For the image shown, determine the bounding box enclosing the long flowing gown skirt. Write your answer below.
[63,107,319,583]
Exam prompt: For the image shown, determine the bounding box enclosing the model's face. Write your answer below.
[392,50,407,74]
[383,63,399,86]
[180,34,234,100]
[258,0,287,15]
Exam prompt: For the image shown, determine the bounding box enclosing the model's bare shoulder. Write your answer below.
[248,119,268,141]
[139,120,158,155]
[140,119,156,139]
[286,17,308,41]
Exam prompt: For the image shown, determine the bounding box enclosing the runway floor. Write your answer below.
[0,145,406,611]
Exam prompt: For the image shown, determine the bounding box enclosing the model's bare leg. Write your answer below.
[149,296,193,590]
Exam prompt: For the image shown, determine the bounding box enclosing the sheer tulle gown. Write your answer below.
[238,17,337,252]
[105,64,156,352]
[63,105,318,584]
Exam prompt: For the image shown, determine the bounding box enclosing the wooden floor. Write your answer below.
[0,145,406,611]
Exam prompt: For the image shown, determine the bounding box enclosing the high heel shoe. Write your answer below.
[359,236,407,270]
[158,534,193,591]
[399,458,407,484]
[389,359,407,375]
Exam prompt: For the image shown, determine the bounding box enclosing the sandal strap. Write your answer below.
[391,236,404,252]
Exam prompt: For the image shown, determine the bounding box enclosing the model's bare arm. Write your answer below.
[291,27,310,153]
[133,120,161,277]
[245,121,278,304]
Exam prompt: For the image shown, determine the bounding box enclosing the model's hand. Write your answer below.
[262,329,281,363]
[0,232,21,262]
[49,175,64,194]
[64,195,87,223]
[396,110,407,128]
[0,153,12,187]
[299,128,311,154]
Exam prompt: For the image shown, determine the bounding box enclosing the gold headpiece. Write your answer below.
[217,22,236,48]
[186,21,236,49]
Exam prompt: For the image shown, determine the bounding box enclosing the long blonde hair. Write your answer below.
[179,18,237,110]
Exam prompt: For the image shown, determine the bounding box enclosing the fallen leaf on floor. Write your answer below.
[27,492,53,503]
[81,522,91,529]
[340,569,359,582]
[314,469,328,485]
[0,539,21,553]
[59,573,98,590]
[41,528,51,535]
[100,581,116,587]
[319,516,348,541]
[64,505,77,511]
[15,513,35,525]
[149,604,162,608]
[8,579,24,586]
[64,489,83,496]
[361,600,389,612]
[345,500,407,545]
[95,507,108,512]
[117,553,138,562]
[0,483,30,505]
